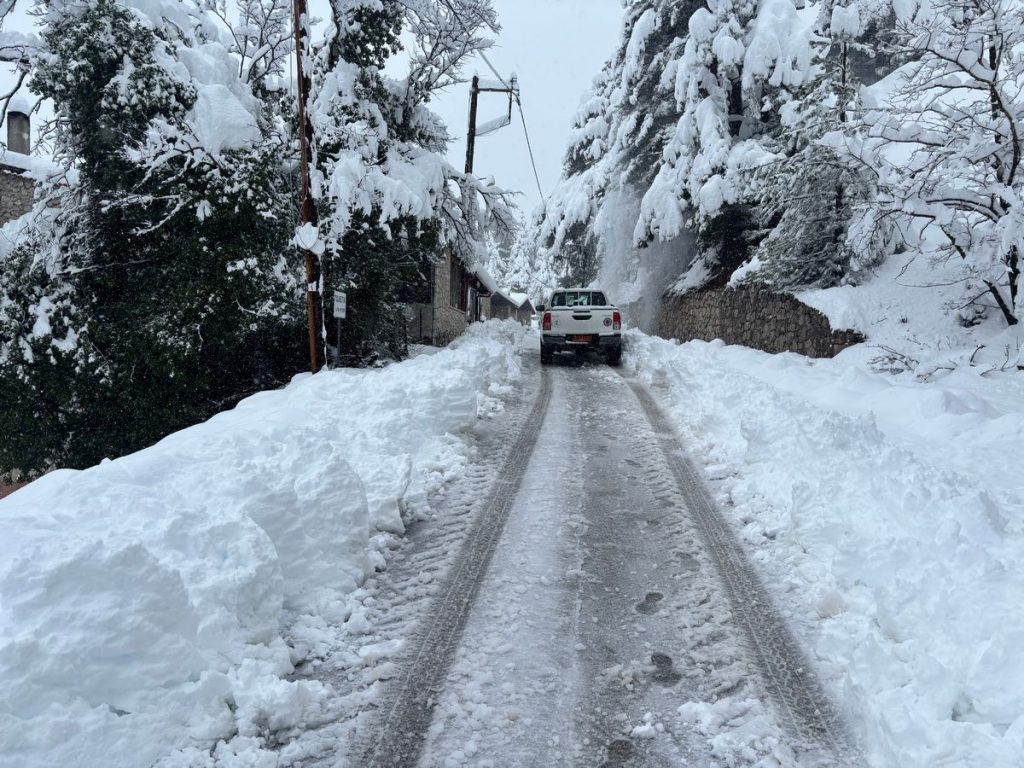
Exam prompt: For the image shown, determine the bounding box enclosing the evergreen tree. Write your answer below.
[311,0,513,361]
[540,0,694,287]
[0,0,304,475]
[743,0,890,290]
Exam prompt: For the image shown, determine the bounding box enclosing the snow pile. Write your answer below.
[0,320,527,768]
[624,331,1024,767]
[798,247,1024,377]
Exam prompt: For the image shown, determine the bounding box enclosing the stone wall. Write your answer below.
[430,251,466,345]
[403,251,472,346]
[656,286,864,358]
[0,165,34,224]
[433,306,466,346]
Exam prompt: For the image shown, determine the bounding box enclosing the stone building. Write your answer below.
[1,109,35,225]
[487,290,534,324]
[405,248,495,346]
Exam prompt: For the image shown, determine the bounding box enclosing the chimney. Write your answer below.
[7,110,30,155]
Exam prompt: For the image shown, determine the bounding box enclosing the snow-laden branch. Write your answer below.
[845,0,1024,324]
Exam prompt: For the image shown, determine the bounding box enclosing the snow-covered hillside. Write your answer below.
[537,0,1024,345]
[0,321,528,768]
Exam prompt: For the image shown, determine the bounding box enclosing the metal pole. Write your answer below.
[465,75,479,175]
[292,0,324,373]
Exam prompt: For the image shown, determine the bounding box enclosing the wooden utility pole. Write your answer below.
[292,0,325,373]
[465,75,480,174]
[464,74,517,175]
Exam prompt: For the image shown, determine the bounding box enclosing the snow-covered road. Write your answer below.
[6,323,1023,767]
[341,360,857,768]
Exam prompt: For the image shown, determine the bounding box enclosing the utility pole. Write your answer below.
[464,74,517,175]
[465,75,480,174]
[462,73,516,326]
[292,0,325,373]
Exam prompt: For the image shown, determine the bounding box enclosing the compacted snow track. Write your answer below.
[357,370,554,767]
[325,359,858,768]
[289,354,546,768]
[627,380,859,765]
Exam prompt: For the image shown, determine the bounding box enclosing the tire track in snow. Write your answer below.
[626,378,862,766]
[359,367,553,768]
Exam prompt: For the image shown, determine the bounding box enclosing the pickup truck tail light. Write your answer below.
[542,312,552,331]
[613,311,621,331]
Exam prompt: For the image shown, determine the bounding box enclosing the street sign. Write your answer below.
[333,291,347,319]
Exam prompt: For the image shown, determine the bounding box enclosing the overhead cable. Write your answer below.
[439,0,545,202]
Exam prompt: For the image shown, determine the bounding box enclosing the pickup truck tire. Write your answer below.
[540,344,553,365]
[605,348,622,367]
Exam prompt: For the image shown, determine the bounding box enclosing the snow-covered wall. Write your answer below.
[0,162,32,224]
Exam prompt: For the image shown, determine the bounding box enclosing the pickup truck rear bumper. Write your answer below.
[541,334,621,352]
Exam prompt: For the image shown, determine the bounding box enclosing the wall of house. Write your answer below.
[0,166,33,224]
[431,253,466,345]
[656,286,864,358]
[488,297,514,321]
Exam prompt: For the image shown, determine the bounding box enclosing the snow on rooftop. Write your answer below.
[504,291,532,308]
[472,264,499,295]
[0,148,60,178]
[0,148,33,172]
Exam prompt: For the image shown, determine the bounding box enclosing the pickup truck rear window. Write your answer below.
[551,291,608,307]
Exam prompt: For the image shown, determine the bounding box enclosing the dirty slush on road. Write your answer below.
[298,358,860,768]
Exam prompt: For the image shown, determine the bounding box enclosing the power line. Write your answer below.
[439,0,545,202]
[437,0,553,295]
[513,93,544,201]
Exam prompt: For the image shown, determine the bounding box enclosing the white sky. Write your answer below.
[2,0,623,215]
[428,0,623,217]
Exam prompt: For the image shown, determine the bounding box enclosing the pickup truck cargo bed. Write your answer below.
[538,289,622,366]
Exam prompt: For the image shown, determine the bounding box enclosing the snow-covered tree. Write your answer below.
[740,0,894,290]
[0,0,304,474]
[540,0,834,297]
[847,0,1024,325]
[635,0,827,289]
[477,215,558,301]
[539,0,694,287]
[310,0,515,360]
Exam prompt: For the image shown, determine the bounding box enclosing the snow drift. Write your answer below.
[624,331,1024,767]
[0,320,527,767]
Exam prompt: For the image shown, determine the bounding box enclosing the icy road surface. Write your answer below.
[307,360,860,768]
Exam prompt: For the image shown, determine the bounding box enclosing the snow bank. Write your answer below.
[798,246,1024,376]
[0,320,527,767]
[624,331,1024,767]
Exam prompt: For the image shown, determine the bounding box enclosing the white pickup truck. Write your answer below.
[537,288,622,366]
